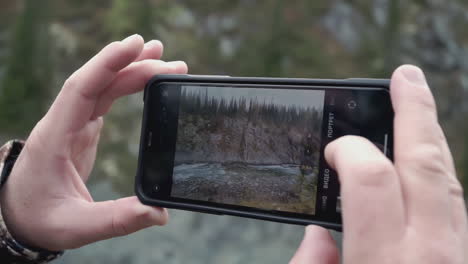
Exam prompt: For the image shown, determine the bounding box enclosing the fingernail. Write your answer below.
[145,40,162,48]
[122,34,141,45]
[167,61,185,70]
[167,60,184,65]
[304,225,328,240]
[305,225,316,235]
[401,65,427,86]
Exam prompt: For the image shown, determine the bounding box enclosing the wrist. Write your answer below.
[0,140,63,262]
[0,179,35,248]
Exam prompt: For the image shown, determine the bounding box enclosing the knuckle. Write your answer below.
[418,93,437,113]
[63,72,79,90]
[140,60,168,75]
[422,250,454,264]
[133,206,161,226]
[106,41,121,49]
[103,41,138,71]
[155,209,168,226]
[448,180,464,199]
[102,41,123,58]
[435,124,447,142]
[112,203,129,236]
[409,83,437,113]
[24,123,59,156]
[134,206,166,226]
[112,218,128,236]
[406,228,459,263]
[418,239,458,264]
[351,158,395,187]
[401,144,446,176]
[135,207,153,220]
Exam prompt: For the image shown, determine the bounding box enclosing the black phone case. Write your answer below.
[135,74,390,231]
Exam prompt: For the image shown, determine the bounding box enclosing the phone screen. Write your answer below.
[173,86,325,215]
[140,81,393,225]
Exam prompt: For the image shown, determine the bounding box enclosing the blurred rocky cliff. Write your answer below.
[1,0,467,194]
[0,0,467,263]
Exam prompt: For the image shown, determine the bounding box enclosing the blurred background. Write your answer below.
[1,0,467,263]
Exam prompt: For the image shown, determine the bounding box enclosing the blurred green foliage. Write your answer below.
[0,0,467,196]
[0,0,52,136]
[106,0,153,39]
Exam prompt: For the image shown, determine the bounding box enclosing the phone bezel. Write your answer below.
[135,74,392,231]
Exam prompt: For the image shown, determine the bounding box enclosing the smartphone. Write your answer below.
[135,75,393,231]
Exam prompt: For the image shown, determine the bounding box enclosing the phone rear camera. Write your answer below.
[347,99,357,110]
[154,185,160,192]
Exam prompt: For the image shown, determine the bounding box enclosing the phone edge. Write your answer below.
[136,74,391,232]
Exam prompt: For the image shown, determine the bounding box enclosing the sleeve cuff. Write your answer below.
[0,140,64,263]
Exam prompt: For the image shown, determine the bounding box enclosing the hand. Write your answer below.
[291,65,467,264]
[0,34,188,251]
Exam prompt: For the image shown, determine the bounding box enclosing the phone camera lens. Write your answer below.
[154,185,160,192]
[347,100,357,110]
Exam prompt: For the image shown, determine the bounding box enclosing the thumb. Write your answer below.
[68,196,168,248]
[290,226,339,264]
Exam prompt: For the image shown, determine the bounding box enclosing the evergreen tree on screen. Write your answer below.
[179,88,322,130]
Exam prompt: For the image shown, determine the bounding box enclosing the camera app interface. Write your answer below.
[171,85,325,215]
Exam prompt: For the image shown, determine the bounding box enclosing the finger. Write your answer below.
[289,226,339,264]
[73,117,103,181]
[390,65,451,231]
[325,136,405,243]
[91,60,188,118]
[46,34,144,136]
[106,60,187,98]
[439,127,467,232]
[68,197,168,248]
[134,40,164,61]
